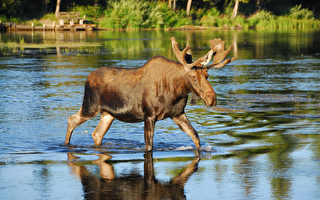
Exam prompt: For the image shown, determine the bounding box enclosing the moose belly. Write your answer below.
[100,88,142,122]
[111,112,145,123]
[101,89,187,123]
[101,101,144,123]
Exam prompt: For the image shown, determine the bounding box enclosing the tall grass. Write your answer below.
[247,5,320,30]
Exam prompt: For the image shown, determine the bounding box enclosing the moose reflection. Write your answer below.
[67,153,199,200]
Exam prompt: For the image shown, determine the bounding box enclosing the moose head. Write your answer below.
[171,37,236,106]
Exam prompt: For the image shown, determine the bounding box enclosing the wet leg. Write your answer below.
[65,108,93,144]
[144,117,156,152]
[172,113,201,149]
[92,112,114,146]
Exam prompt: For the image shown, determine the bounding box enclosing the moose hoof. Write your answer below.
[92,136,103,146]
[145,146,153,152]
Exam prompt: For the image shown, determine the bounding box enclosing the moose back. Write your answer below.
[65,37,235,151]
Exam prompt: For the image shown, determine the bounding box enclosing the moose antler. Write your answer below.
[171,37,213,70]
[206,38,236,69]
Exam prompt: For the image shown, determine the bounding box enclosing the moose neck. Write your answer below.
[142,56,192,99]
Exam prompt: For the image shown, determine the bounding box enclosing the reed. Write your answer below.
[246,5,320,30]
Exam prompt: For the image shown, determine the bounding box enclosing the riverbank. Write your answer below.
[1,22,96,32]
[1,21,318,33]
[0,18,244,32]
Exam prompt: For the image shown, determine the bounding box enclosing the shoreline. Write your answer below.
[1,22,319,33]
[0,21,245,32]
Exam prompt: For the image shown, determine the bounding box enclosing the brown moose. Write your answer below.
[65,37,235,151]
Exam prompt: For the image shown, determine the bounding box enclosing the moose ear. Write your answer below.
[184,49,213,67]
[171,37,206,69]
[185,53,192,64]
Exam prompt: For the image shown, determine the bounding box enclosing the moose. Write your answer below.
[65,37,235,151]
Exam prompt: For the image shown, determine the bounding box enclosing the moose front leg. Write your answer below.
[144,117,156,152]
[172,113,201,149]
[92,112,114,146]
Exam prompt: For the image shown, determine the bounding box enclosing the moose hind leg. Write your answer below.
[65,108,92,144]
[92,112,114,146]
[172,113,201,149]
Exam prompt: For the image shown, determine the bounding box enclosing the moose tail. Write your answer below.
[81,81,100,117]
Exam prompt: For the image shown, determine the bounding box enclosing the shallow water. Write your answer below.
[0,30,320,200]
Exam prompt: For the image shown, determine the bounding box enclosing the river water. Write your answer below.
[0,30,319,200]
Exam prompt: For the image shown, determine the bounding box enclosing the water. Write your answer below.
[0,30,320,200]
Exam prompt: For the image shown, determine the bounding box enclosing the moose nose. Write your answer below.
[205,92,216,107]
[207,96,216,106]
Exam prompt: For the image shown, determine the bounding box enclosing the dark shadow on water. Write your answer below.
[67,152,199,200]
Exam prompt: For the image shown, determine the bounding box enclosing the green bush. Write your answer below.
[247,10,275,27]
[233,15,247,28]
[199,8,248,28]
[0,15,21,23]
[199,8,221,26]
[100,0,150,29]
[142,3,164,28]
[162,8,191,28]
[41,13,56,20]
[99,0,191,29]
[72,5,104,21]
[246,6,320,30]
[288,5,314,20]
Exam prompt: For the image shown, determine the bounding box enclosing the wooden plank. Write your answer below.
[5,24,96,31]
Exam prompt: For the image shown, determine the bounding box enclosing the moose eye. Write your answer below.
[191,66,201,70]
[190,73,197,80]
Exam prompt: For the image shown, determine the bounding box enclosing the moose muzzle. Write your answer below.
[204,90,216,107]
